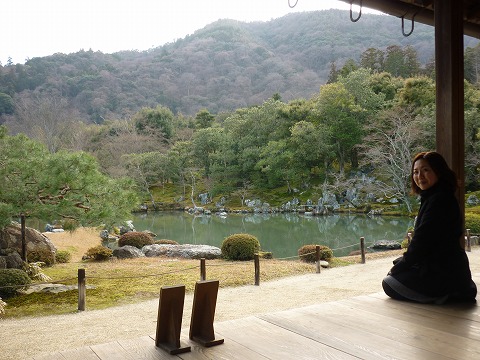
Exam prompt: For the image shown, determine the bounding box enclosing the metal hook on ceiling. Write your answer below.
[401,12,417,37]
[288,0,299,8]
[350,0,363,22]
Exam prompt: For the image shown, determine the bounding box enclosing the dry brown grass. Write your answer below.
[45,227,103,262]
[1,227,403,319]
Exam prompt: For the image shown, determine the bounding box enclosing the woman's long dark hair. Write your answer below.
[410,151,458,195]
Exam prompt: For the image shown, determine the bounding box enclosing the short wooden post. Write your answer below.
[407,232,412,245]
[78,269,86,311]
[254,254,260,286]
[466,229,471,252]
[155,285,191,355]
[315,245,321,273]
[360,237,366,264]
[189,280,224,347]
[200,258,206,281]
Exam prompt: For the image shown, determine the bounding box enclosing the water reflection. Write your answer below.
[131,212,413,258]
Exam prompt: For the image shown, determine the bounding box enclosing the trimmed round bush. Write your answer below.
[118,231,154,249]
[27,248,55,266]
[86,245,113,261]
[221,233,260,261]
[0,269,31,298]
[298,244,333,263]
[55,250,72,263]
[154,239,179,245]
[465,213,480,234]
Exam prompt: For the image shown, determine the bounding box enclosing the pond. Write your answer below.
[130,212,413,258]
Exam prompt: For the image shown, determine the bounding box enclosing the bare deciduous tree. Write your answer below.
[7,94,82,153]
[359,107,425,212]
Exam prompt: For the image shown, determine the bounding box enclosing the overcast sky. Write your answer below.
[1,0,382,65]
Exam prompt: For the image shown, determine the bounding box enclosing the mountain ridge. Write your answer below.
[0,9,478,122]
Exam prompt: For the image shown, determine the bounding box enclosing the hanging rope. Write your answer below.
[350,0,362,22]
[401,12,417,37]
[288,0,299,8]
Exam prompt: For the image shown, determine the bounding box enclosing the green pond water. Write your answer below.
[129,212,413,258]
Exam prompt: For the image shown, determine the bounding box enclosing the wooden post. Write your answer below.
[254,254,260,286]
[360,237,366,264]
[466,229,471,252]
[189,280,224,347]
[21,214,27,262]
[200,258,206,281]
[434,0,465,249]
[78,269,86,311]
[407,232,412,245]
[155,285,191,355]
[315,245,321,274]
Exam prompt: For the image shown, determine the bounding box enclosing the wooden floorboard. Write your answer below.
[32,292,480,360]
[261,295,480,360]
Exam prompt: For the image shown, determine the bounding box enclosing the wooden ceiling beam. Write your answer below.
[339,0,480,38]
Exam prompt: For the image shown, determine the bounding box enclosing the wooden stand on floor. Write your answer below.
[189,280,225,347]
[155,285,191,355]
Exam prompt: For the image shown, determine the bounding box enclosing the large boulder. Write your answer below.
[113,245,145,259]
[142,244,221,259]
[0,222,57,268]
[370,240,402,250]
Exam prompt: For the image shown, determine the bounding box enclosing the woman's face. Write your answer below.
[413,159,438,191]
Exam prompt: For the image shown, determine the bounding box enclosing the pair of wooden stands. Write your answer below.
[155,279,224,355]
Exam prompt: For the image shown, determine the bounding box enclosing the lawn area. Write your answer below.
[1,227,381,319]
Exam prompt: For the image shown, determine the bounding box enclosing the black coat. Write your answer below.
[389,181,473,297]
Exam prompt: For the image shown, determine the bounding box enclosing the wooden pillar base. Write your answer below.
[189,280,224,347]
[155,285,191,355]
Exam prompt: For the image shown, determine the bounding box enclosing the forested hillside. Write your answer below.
[2,9,480,218]
[1,9,477,123]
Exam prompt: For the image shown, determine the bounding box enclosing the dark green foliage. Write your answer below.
[0,269,31,298]
[221,233,260,261]
[118,231,154,249]
[465,213,480,234]
[154,239,179,245]
[27,248,55,266]
[298,244,333,263]
[0,92,14,115]
[61,219,79,232]
[55,250,72,263]
[86,245,113,261]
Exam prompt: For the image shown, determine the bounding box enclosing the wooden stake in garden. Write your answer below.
[254,254,260,286]
[200,258,206,281]
[315,245,321,274]
[78,269,86,311]
[360,237,366,264]
[466,229,471,252]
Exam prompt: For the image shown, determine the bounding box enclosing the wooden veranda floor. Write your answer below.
[34,292,480,360]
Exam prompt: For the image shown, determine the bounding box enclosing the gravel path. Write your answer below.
[1,248,479,360]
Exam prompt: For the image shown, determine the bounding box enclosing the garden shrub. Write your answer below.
[221,233,260,261]
[27,248,55,266]
[0,269,31,298]
[118,231,154,249]
[154,239,179,245]
[61,219,78,232]
[55,250,72,263]
[298,244,333,263]
[465,213,480,234]
[86,245,113,261]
